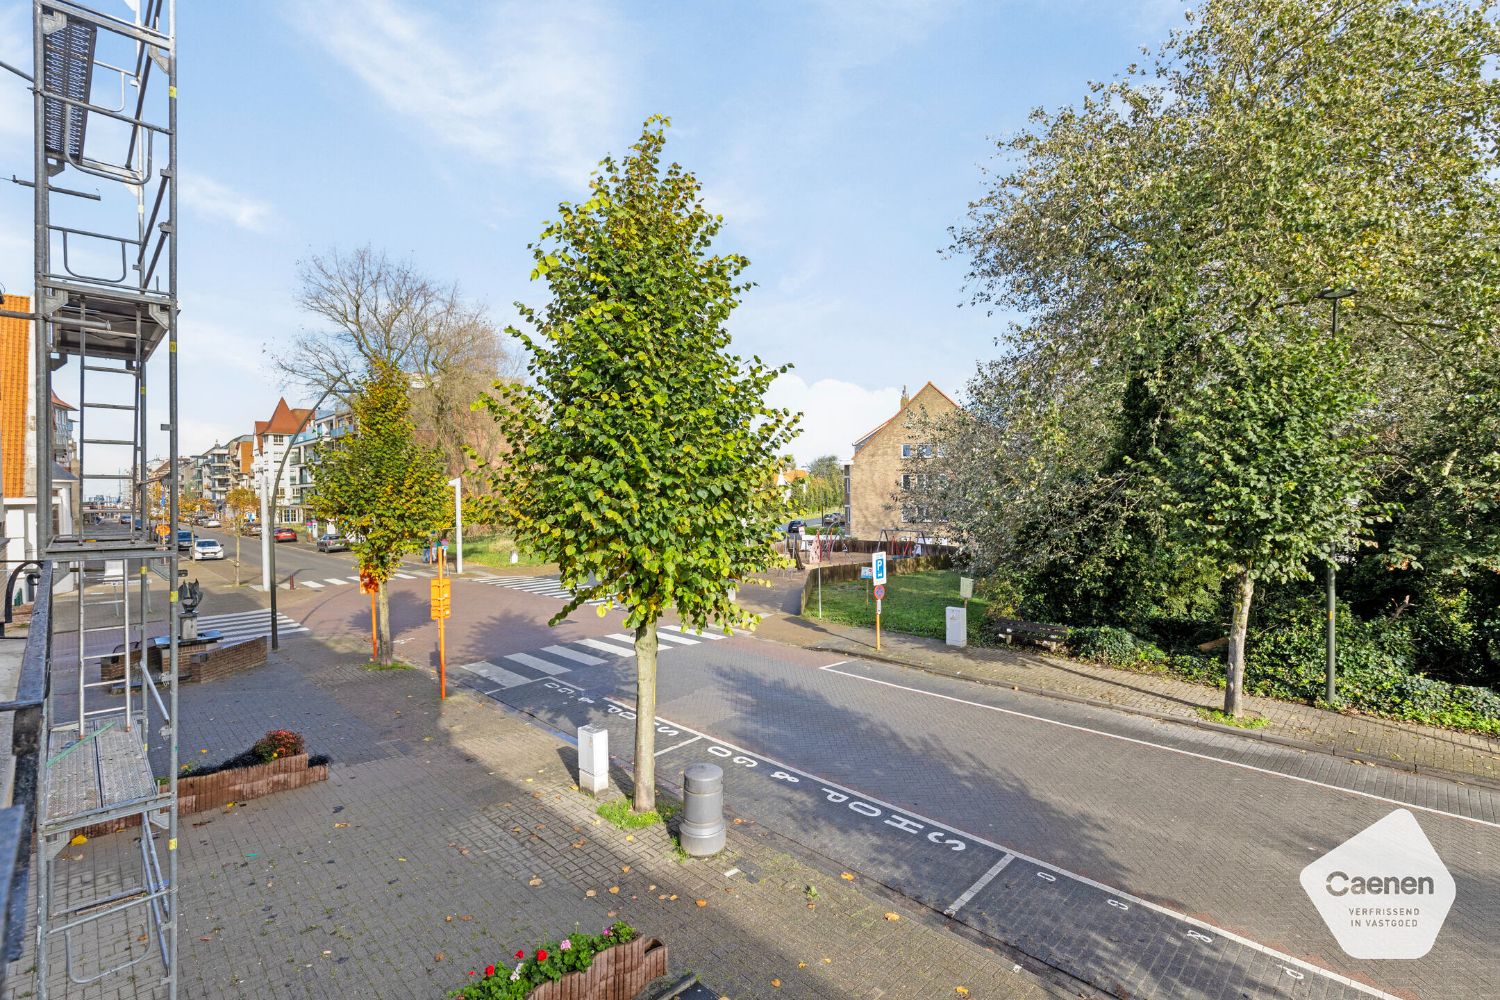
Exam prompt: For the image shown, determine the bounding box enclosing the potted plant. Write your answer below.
[451,921,666,999]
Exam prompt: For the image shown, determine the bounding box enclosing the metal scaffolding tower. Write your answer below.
[23,1,180,996]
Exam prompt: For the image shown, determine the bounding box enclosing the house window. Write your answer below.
[901,444,912,458]
[901,474,912,491]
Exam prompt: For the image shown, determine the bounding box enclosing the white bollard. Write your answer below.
[577,723,609,796]
[946,606,968,648]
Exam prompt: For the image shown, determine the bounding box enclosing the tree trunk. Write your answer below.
[376,582,393,666]
[1225,571,1255,717]
[633,620,658,813]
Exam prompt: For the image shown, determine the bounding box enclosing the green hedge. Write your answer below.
[1067,614,1500,735]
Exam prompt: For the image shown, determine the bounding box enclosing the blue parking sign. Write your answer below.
[872,551,887,585]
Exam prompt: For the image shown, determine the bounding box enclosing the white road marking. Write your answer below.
[663,624,727,640]
[458,660,536,689]
[504,652,571,676]
[605,696,1405,1000]
[394,573,416,580]
[944,854,1013,917]
[576,638,635,658]
[543,645,605,666]
[654,631,699,646]
[299,580,324,589]
[655,734,702,757]
[346,576,361,583]
[820,665,1500,832]
[324,578,351,586]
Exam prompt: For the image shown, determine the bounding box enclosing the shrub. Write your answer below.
[1068,626,1166,668]
[451,922,638,998]
[251,729,305,763]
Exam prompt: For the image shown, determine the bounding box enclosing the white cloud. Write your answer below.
[179,173,273,232]
[295,0,628,184]
[765,372,904,467]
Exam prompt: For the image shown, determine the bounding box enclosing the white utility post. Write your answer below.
[259,469,272,591]
[448,476,463,575]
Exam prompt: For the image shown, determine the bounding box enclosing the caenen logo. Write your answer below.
[1300,809,1455,960]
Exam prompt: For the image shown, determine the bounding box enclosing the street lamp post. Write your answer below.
[448,477,463,576]
[1316,287,1356,705]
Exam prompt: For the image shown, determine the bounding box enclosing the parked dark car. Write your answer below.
[176,529,193,551]
[244,521,262,537]
[787,519,806,533]
[316,534,349,553]
[273,527,298,543]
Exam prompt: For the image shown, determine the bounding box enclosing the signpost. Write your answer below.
[872,551,887,650]
[430,548,453,700]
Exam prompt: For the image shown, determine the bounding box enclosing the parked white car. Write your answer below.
[203,518,221,528]
[191,538,225,561]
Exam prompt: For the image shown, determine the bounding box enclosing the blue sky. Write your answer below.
[0,0,1184,465]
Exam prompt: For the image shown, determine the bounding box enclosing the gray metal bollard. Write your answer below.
[577,724,609,796]
[679,763,726,856]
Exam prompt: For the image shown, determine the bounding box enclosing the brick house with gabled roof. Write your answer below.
[845,381,959,540]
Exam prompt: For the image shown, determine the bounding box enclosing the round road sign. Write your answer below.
[873,584,886,600]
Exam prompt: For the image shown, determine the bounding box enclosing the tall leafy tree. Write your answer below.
[475,118,797,811]
[307,361,451,665]
[949,0,1500,713]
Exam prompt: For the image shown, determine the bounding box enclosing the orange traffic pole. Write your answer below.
[439,619,447,700]
[369,591,378,662]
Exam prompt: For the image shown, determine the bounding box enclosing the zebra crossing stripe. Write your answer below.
[394,573,416,580]
[300,580,324,589]
[458,660,536,689]
[543,645,605,665]
[504,652,572,676]
[655,631,699,646]
[324,578,351,586]
[663,624,727,640]
[576,637,635,658]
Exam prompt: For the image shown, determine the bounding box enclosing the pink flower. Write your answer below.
[604,925,613,936]
[560,938,572,951]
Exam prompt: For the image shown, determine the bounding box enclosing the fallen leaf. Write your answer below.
[434,952,444,962]
[397,857,407,862]
[669,894,678,901]
[840,872,854,881]
[621,865,631,873]
[771,979,781,988]
[955,989,969,997]
[528,878,542,887]
[798,962,807,969]
[586,889,597,897]
[608,886,620,895]
[625,834,635,842]
[444,915,454,923]
[807,903,815,909]
[884,912,900,922]
[333,822,349,829]
[695,899,707,907]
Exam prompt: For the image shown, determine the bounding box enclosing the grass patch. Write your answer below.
[811,569,988,644]
[597,796,677,830]
[459,534,553,570]
[1196,707,1270,729]
[360,660,412,671]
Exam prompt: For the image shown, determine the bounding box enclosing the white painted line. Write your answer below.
[821,665,1500,832]
[663,624,726,640]
[457,660,537,689]
[605,697,1405,1000]
[299,580,325,589]
[504,652,572,676]
[544,645,605,666]
[944,854,1013,916]
[576,638,635,658]
[655,734,702,757]
[607,633,643,647]
[393,573,415,580]
[324,578,351,586]
[654,631,699,646]
[347,576,362,582]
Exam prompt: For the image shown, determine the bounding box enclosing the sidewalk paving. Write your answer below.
[748,592,1500,791]
[8,635,1064,1000]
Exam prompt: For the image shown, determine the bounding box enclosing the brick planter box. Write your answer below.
[524,937,667,1000]
[80,752,327,838]
[102,636,267,685]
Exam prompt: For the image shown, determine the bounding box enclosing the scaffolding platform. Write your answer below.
[43,725,163,836]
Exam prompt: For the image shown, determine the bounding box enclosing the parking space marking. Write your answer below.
[944,855,1014,917]
[605,694,1405,1000]
[654,734,703,757]
[821,664,1500,831]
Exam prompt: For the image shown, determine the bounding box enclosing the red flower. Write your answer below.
[467,970,475,976]
[515,950,524,960]
[485,965,496,977]
[536,949,549,962]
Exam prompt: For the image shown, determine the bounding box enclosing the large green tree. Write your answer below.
[947,0,1500,713]
[474,118,797,812]
[307,361,451,665]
